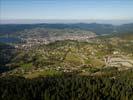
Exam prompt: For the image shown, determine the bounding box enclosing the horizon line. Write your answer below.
[0,19,133,25]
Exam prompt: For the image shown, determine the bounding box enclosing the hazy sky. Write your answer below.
[0,0,133,20]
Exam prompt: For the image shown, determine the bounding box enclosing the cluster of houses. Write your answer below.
[15,34,96,49]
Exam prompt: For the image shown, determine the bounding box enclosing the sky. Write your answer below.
[0,0,133,24]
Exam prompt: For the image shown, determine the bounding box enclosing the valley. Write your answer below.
[0,24,133,78]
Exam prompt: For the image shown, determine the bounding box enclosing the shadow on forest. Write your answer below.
[0,43,17,73]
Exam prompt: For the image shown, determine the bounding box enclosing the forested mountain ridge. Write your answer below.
[0,23,133,35]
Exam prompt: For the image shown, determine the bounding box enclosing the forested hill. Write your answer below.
[0,23,133,35]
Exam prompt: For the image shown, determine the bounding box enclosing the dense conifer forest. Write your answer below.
[0,69,133,100]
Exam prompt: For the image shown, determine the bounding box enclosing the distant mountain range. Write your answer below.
[0,23,133,35]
